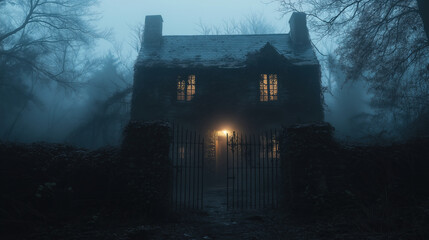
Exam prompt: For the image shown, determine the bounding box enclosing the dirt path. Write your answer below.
[143,186,290,240]
[21,187,315,240]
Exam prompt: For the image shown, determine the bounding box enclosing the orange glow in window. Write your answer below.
[177,75,196,101]
[260,74,278,102]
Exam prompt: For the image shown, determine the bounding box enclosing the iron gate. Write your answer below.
[170,124,205,210]
[226,130,281,209]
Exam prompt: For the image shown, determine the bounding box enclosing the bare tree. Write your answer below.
[0,0,100,85]
[196,19,222,35]
[197,13,277,35]
[239,14,276,34]
[278,0,429,135]
[130,22,145,54]
[66,54,132,148]
[0,0,101,140]
[417,0,429,40]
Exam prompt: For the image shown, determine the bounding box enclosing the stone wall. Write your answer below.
[280,122,429,214]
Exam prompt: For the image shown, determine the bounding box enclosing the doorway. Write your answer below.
[214,130,229,185]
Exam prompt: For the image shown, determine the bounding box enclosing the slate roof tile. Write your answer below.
[136,34,318,68]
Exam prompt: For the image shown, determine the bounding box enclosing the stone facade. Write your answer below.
[131,13,323,132]
[132,14,324,183]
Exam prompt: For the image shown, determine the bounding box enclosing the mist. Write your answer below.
[0,0,291,148]
[1,0,427,148]
[2,1,429,239]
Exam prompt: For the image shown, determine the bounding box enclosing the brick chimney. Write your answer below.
[144,15,163,47]
[289,12,310,47]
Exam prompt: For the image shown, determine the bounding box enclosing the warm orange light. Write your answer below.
[217,129,230,136]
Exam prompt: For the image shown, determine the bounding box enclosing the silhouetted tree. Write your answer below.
[66,54,132,148]
[0,0,100,139]
[197,13,277,35]
[279,0,429,136]
[0,0,100,84]
[417,0,429,40]
[130,23,145,54]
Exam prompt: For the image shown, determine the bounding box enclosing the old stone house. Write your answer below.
[131,13,323,178]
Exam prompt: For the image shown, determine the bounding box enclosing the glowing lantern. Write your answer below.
[217,129,230,136]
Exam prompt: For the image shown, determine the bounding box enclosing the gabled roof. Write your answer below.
[136,34,319,69]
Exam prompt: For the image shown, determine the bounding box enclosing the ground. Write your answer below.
[139,187,365,240]
[144,186,288,240]
[39,186,292,240]
[4,186,428,240]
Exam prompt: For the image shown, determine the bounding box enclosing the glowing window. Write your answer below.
[177,77,186,101]
[187,75,196,101]
[260,74,278,102]
[179,146,185,159]
[177,75,196,101]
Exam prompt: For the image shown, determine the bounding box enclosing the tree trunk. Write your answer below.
[417,0,429,41]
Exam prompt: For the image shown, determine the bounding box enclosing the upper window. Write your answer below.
[177,75,196,101]
[260,74,278,102]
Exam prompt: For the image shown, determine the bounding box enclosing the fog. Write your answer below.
[97,0,288,66]
[99,0,286,35]
[3,1,429,238]
[1,0,423,148]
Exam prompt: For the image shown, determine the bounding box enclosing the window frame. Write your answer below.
[177,74,196,102]
[259,73,279,102]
